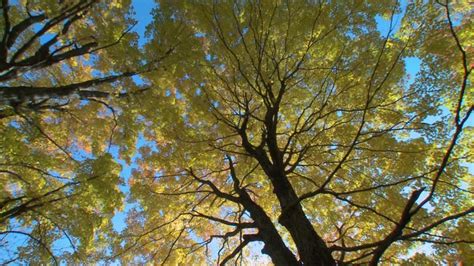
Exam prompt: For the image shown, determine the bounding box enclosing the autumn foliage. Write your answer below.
[0,0,472,265]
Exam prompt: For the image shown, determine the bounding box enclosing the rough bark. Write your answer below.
[239,124,335,265]
[239,192,301,266]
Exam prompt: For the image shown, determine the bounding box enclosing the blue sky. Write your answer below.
[131,0,157,46]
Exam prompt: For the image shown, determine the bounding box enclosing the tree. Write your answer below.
[0,0,165,118]
[0,0,173,264]
[1,0,472,265]
[117,1,473,265]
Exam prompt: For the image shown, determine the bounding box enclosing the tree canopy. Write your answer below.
[0,0,472,265]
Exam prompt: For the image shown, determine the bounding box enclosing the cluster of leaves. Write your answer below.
[0,0,153,264]
[0,0,472,265]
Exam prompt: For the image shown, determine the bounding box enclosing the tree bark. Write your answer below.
[240,138,335,265]
[0,72,135,104]
[238,104,336,265]
[238,187,300,265]
[272,169,336,266]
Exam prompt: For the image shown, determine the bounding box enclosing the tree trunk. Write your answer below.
[272,170,336,266]
[239,191,300,266]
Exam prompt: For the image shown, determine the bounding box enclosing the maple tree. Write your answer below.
[0,0,173,264]
[1,0,473,265]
